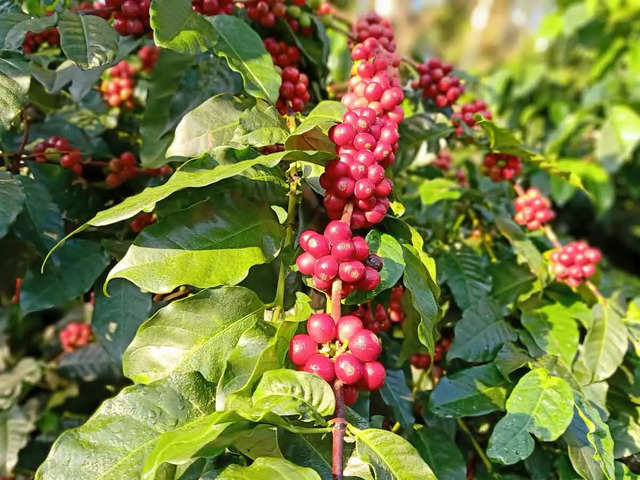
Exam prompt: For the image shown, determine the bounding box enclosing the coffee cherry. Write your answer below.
[352,236,370,260]
[59,322,92,352]
[332,240,355,261]
[307,313,336,343]
[111,0,151,36]
[412,58,463,107]
[304,353,335,383]
[130,213,156,233]
[410,353,431,369]
[364,254,383,272]
[139,45,160,72]
[314,255,339,282]
[32,136,83,175]
[550,241,601,287]
[513,187,555,230]
[289,334,318,366]
[349,329,381,362]
[296,252,317,275]
[450,100,492,137]
[305,234,330,258]
[338,261,366,283]
[356,266,381,291]
[101,61,137,109]
[482,153,522,182]
[191,0,234,15]
[337,315,364,343]
[22,13,60,54]
[342,384,358,406]
[359,360,386,390]
[335,353,365,384]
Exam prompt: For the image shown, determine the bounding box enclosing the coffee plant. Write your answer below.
[0,0,639,479]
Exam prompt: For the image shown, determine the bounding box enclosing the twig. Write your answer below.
[457,418,492,473]
[585,280,607,305]
[543,225,562,249]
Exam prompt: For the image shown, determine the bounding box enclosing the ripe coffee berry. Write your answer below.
[109,0,151,36]
[387,285,405,323]
[450,100,492,137]
[335,353,365,384]
[289,333,318,366]
[60,322,92,352]
[351,12,396,52]
[550,241,601,287]
[307,313,336,343]
[433,149,452,171]
[33,136,83,175]
[246,0,286,28]
[353,302,391,333]
[106,151,137,187]
[410,353,431,369]
[275,66,311,114]
[100,60,137,109]
[22,26,59,54]
[264,37,301,68]
[130,213,156,233]
[359,360,386,390]
[337,315,364,343]
[349,329,382,362]
[139,45,160,73]
[411,57,463,108]
[514,187,555,231]
[191,0,234,15]
[303,353,335,382]
[296,222,380,296]
[482,153,522,182]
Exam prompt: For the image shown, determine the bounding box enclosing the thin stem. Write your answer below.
[280,425,333,435]
[586,280,607,305]
[457,418,492,473]
[76,6,116,14]
[513,182,526,197]
[272,164,300,323]
[330,9,354,27]
[327,22,357,41]
[543,225,562,249]
[332,380,346,480]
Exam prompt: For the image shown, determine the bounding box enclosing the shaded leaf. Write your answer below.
[57,343,121,383]
[412,425,466,480]
[0,171,25,238]
[521,303,579,367]
[379,369,414,428]
[439,246,491,310]
[150,0,214,54]
[0,404,35,476]
[57,11,118,69]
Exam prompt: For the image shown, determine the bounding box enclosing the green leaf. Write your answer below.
[418,178,462,205]
[141,411,252,479]
[346,230,405,305]
[106,198,283,293]
[354,427,437,480]
[448,301,517,363]
[36,373,216,480]
[232,100,288,148]
[57,11,118,69]
[4,14,56,50]
[123,287,263,384]
[285,292,312,323]
[487,368,574,465]
[278,429,332,478]
[521,303,579,367]
[624,297,640,357]
[379,369,414,428]
[489,259,537,307]
[166,94,245,158]
[21,240,108,312]
[209,15,281,104]
[150,0,215,54]
[0,171,25,238]
[0,55,29,129]
[252,370,335,422]
[44,151,295,260]
[596,105,640,172]
[495,217,548,281]
[495,343,533,378]
[429,363,509,417]
[553,159,614,213]
[412,425,466,480]
[0,404,35,477]
[233,425,282,460]
[477,118,540,160]
[579,302,627,384]
[92,279,152,363]
[439,246,491,310]
[217,457,321,480]
[57,343,121,383]
[0,358,41,409]
[564,394,615,480]
[402,245,439,353]
[285,100,346,152]
[140,50,196,167]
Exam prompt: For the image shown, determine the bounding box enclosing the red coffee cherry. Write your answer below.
[482,153,522,182]
[450,100,492,137]
[289,334,318,366]
[59,322,92,352]
[433,149,452,171]
[349,329,382,362]
[359,360,386,390]
[191,0,234,15]
[514,187,555,230]
[100,61,138,109]
[342,384,359,406]
[335,353,365,384]
[337,315,364,343]
[306,313,336,343]
[550,240,601,287]
[139,45,160,72]
[32,136,83,175]
[303,353,335,383]
[411,57,463,107]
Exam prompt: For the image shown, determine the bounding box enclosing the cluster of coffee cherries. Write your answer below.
[263,38,310,114]
[411,58,463,108]
[100,61,137,109]
[33,136,84,175]
[450,100,492,137]
[191,0,234,15]
[353,303,391,333]
[130,213,156,232]
[73,1,111,16]
[387,285,405,322]
[60,322,92,353]
[289,313,386,405]
[22,26,59,54]
[433,149,451,171]
[296,221,381,297]
[139,45,160,73]
[106,151,171,187]
[550,241,601,287]
[350,12,396,52]
[514,187,555,231]
[410,335,451,380]
[482,152,522,182]
[106,0,151,36]
[264,37,301,68]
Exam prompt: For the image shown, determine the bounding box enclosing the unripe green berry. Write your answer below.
[299,12,312,28]
[287,5,302,18]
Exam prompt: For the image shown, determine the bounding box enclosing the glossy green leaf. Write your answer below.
[150,0,215,54]
[429,363,509,417]
[0,171,25,238]
[106,198,284,294]
[233,425,282,460]
[166,94,245,158]
[209,15,280,104]
[278,428,332,478]
[354,427,436,480]
[448,301,517,363]
[0,56,28,129]
[3,14,56,50]
[553,160,614,213]
[379,369,414,428]
[123,287,263,384]
[217,457,321,480]
[21,240,108,312]
[252,370,335,422]
[402,245,438,353]
[579,303,627,384]
[412,426,466,480]
[346,230,405,305]
[490,259,537,307]
[285,100,346,152]
[487,368,574,465]
[35,373,216,480]
[596,105,640,172]
[57,11,118,69]
[92,279,152,363]
[495,343,532,378]
[418,178,462,205]
[439,246,491,310]
[0,404,35,476]
[141,411,252,479]
[495,216,548,281]
[521,303,579,367]
[232,100,288,148]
